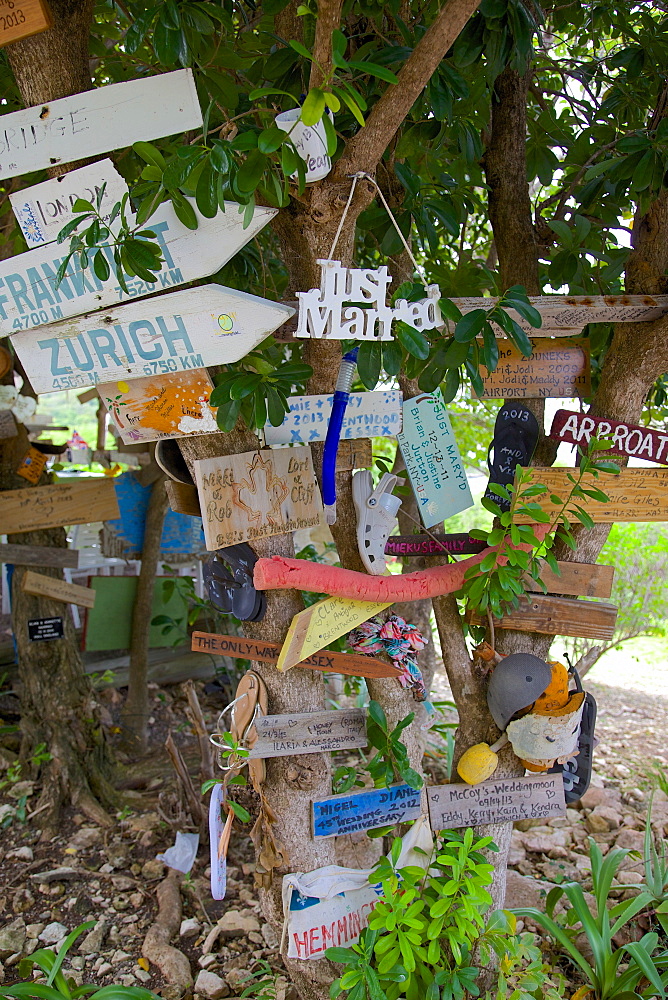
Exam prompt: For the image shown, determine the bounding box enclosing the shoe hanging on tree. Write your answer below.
[484,400,540,512]
[352,469,402,575]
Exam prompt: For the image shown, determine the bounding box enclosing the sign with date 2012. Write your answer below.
[312,783,422,838]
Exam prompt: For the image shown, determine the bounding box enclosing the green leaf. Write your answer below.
[347,59,399,83]
[133,141,166,171]
[301,88,326,126]
[171,192,198,230]
[195,160,219,218]
[236,149,268,194]
[454,309,487,342]
[228,800,251,822]
[395,321,430,360]
[258,126,286,154]
[357,342,382,390]
[92,250,111,282]
[288,39,313,60]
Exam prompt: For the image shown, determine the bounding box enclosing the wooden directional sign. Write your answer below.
[0,542,78,568]
[550,409,668,465]
[514,467,668,522]
[191,631,401,679]
[0,0,52,48]
[99,370,217,445]
[451,294,668,336]
[194,446,323,551]
[428,774,565,830]
[0,199,277,337]
[277,597,393,672]
[469,594,617,640]
[0,479,119,534]
[264,391,402,445]
[247,709,367,759]
[474,339,591,399]
[0,69,202,179]
[21,569,96,608]
[312,783,422,838]
[11,285,294,394]
[386,534,487,557]
[525,559,614,599]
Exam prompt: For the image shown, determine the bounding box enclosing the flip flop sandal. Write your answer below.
[210,670,267,772]
[484,400,540,512]
[353,470,402,575]
[155,438,195,485]
[548,669,597,804]
[203,544,266,622]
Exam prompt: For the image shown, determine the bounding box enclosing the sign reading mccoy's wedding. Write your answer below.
[248,709,367,759]
[0,69,202,179]
[194,446,323,551]
[385,533,487,556]
[264,390,402,445]
[475,339,591,399]
[514,467,668,522]
[312,783,422,838]
[0,0,52,47]
[277,596,393,672]
[0,479,119,534]
[11,285,294,393]
[550,409,668,465]
[427,774,565,830]
[0,199,276,336]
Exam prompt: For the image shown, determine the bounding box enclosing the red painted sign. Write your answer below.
[549,409,668,465]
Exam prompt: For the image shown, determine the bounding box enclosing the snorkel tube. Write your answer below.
[322,346,359,525]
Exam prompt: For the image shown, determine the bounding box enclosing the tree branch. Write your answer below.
[309,0,344,89]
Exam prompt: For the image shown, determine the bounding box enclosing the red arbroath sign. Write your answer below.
[549,409,668,465]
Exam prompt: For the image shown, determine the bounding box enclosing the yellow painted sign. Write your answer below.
[277,596,393,672]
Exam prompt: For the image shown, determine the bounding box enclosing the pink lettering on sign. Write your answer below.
[549,409,668,465]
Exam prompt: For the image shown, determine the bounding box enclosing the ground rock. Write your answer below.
[0,919,26,959]
[587,806,622,833]
[141,860,164,880]
[261,923,278,949]
[30,868,78,884]
[504,872,550,910]
[39,922,68,945]
[615,829,644,852]
[7,847,33,862]
[68,828,102,850]
[180,919,200,940]
[616,871,643,885]
[218,911,260,937]
[12,889,35,913]
[79,920,108,955]
[195,971,229,999]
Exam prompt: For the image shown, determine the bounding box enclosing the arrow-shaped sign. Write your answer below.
[0,199,277,337]
[11,285,294,393]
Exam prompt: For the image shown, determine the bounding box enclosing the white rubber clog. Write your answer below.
[352,470,402,575]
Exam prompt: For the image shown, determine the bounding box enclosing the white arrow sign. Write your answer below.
[0,69,202,179]
[11,285,294,394]
[0,199,277,337]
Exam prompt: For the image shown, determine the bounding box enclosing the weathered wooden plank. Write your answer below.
[525,559,614,599]
[332,438,372,472]
[451,294,668,330]
[0,409,18,439]
[77,387,98,403]
[312,783,422,838]
[21,569,96,608]
[191,631,401,679]
[514,467,668,522]
[549,409,668,465]
[0,479,119,534]
[194,446,323,551]
[99,370,216,444]
[474,339,591,399]
[0,69,202,179]
[0,0,52,48]
[469,594,618,640]
[0,542,78,568]
[277,597,393,672]
[247,708,367,759]
[385,533,487,556]
[11,285,294,393]
[0,199,276,337]
[264,391,402,445]
[165,481,200,517]
[427,774,565,830]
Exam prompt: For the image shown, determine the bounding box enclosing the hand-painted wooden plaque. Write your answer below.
[0,0,52,48]
[312,783,422,838]
[514,467,668,522]
[1,201,279,338]
[0,542,78,568]
[191,631,401,678]
[385,533,487,557]
[276,597,393,672]
[99,370,217,444]
[451,294,668,336]
[550,409,668,465]
[194,446,323,551]
[0,479,119,534]
[427,774,565,830]
[21,569,96,608]
[10,159,128,248]
[468,594,617,640]
[264,391,402,445]
[11,285,294,393]
[0,69,202,179]
[248,709,367,759]
[16,445,46,483]
[474,339,591,399]
[397,389,472,527]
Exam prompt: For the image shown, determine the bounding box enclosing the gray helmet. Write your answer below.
[487,653,552,730]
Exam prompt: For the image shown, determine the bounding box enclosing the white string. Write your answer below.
[326,173,361,260]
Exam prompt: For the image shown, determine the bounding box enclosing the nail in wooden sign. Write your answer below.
[0,69,202,180]
[514,467,668,522]
[21,569,96,608]
[550,409,668,465]
[0,542,79,568]
[11,285,294,394]
[99,370,216,445]
[469,594,617,640]
[194,446,323,551]
[0,199,276,337]
[28,616,63,641]
[397,389,473,527]
[16,446,47,483]
[385,533,487,557]
[474,339,591,399]
[10,159,128,248]
[451,294,668,335]
[312,783,422,838]
[191,631,401,679]
[0,0,52,48]
[427,774,565,830]
[0,479,119,534]
[264,391,402,445]
[277,597,393,672]
[248,709,367,759]
[0,409,18,439]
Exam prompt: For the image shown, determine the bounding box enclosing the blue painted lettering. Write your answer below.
[128,320,162,360]
[37,337,71,376]
[157,314,193,356]
[65,335,95,371]
[88,329,122,369]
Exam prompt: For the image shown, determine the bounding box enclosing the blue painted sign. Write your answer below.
[311,783,422,838]
[397,389,473,528]
[105,472,203,558]
[264,391,402,445]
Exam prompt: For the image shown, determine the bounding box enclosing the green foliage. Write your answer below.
[0,742,52,829]
[366,701,423,797]
[209,352,312,431]
[640,793,668,937]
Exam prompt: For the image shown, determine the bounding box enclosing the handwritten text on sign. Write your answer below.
[248,709,367,759]
[475,339,591,399]
[312,783,422,838]
[99,370,217,445]
[428,774,565,830]
[285,883,379,960]
[385,533,487,557]
[264,391,402,445]
[277,596,393,672]
[397,389,473,527]
[0,0,52,49]
[0,480,119,535]
[514,467,668,523]
[549,409,668,465]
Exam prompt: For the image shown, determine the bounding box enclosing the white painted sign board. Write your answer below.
[284,882,379,960]
[0,199,277,336]
[10,159,129,248]
[264,390,402,445]
[0,69,202,179]
[11,284,295,393]
[427,774,565,830]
